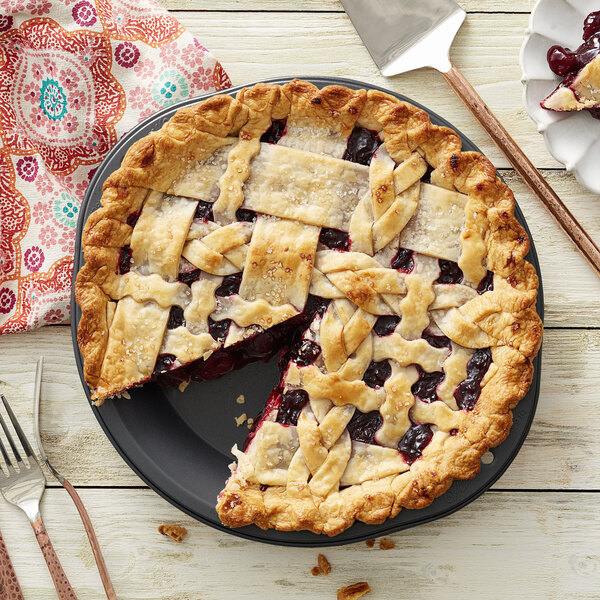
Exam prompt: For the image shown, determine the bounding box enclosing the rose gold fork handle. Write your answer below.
[31,517,78,600]
[0,530,25,600]
[441,62,600,277]
[61,479,117,600]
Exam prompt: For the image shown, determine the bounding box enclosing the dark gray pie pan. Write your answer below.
[71,76,543,547]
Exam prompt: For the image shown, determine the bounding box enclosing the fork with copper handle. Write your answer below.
[33,358,117,600]
[0,529,25,600]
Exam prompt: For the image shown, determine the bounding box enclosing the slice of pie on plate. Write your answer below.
[542,10,600,112]
[75,79,542,536]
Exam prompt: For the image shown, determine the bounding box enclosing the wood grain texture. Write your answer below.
[174,11,562,169]
[0,327,598,490]
[159,0,538,14]
[1,489,598,599]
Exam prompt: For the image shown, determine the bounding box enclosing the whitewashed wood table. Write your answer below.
[2,1,600,598]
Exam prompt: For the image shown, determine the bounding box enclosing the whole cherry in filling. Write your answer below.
[276,389,309,426]
[194,200,214,221]
[289,339,321,366]
[208,317,231,342]
[421,329,452,350]
[363,360,392,389]
[391,247,414,272]
[215,273,242,297]
[346,410,383,444]
[152,353,176,378]
[236,208,257,223]
[454,348,492,410]
[117,245,132,274]
[436,259,463,284]
[319,227,350,251]
[398,424,433,464]
[167,305,185,329]
[411,366,445,403]
[343,126,381,165]
[374,315,400,337]
[178,268,202,286]
[477,270,494,294]
[261,119,286,144]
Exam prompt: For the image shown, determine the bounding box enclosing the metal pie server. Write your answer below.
[33,358,117,600]
[340,0,600,277]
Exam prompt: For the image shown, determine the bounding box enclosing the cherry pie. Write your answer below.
[76,80,542,536]
[542,11,600,114]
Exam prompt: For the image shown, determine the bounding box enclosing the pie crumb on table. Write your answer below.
[379,537,395,550]
[337,582,371,600]
[365,539,375,548]
[158,524,187,543]
[236,394,246,404]
[318,553,331,575]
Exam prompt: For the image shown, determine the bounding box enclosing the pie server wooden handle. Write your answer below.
[441,62,600,276]
[0,529,25,600]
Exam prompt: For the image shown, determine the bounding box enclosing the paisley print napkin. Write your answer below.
[0,0,231,334]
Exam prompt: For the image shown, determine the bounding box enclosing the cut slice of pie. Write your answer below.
[75,79,542,536]
[542,10,600,113]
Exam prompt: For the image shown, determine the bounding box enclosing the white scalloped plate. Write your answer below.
[520,0,600,194]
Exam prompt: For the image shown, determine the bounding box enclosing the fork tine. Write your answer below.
[0,430,12,470]
[0,394,36,462]
[0,408,22,466]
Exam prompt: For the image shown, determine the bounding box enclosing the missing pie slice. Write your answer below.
[75,79,542,536]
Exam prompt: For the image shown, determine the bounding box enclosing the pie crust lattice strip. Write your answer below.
[75,79,542,536]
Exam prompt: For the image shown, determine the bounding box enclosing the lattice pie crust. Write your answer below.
[76,80,542,536]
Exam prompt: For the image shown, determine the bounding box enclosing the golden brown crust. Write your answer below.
[75,79,542,533]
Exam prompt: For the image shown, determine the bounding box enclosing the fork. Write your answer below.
[33,358,117,600]
[0,394,78,600]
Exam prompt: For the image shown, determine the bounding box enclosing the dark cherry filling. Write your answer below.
[584,11,600,41]
[319,227,350,251]
[208,317,231,342]
[346,410,383,444]
[343,126,381,165]
[398,424,433,464]
[126,212,139,227]
[178,269,202,286]
[191,349,237,380]
[118,245,132,274]
[152,353,176,378]
[391,247,414,272]
[411,366,445,404]
[167,305,185,329]
[304,294,330,317]
[261,119,286,144]
[289,339,322,367]
[436,259,463,284]
[454,348,492,411]
[363,360,392,389]
[276,389,310,426]
[450,428,458,436]
[548,33,600,77]
[215,273,242,297]
[546,12,600,117]
[194,200,214,221]
[477,270,494,294]
[235,208,257,222]
[373,315,401,337]
[155,295,329,388]
[421,329,452,350]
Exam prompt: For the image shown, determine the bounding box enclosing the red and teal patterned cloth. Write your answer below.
[0,0,231,334]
